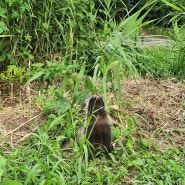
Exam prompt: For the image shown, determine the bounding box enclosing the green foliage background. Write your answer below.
[123,0,185,27]
[1,0,107,70]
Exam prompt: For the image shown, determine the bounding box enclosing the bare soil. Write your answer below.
[0,78,185,151]
[0,82,46,152]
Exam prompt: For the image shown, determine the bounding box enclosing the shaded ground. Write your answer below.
[0,78,185,151]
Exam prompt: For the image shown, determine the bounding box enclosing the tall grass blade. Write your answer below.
[74,64,85,93]
[114,65,122,107]
[58,74,70,94]
[77,157,82,184]
[93,63,100,84]
[161,0,182,11]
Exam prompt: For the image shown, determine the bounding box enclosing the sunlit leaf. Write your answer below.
[26,71,45,84]
[0,155,6,179]
[2,180,21,185]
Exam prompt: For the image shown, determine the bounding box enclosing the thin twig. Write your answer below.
[19,133,31,142]
[1,113,43,138]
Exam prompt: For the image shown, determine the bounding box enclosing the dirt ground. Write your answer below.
[0,78,185,151]
[123,78,185,149]
[0,82,45,152]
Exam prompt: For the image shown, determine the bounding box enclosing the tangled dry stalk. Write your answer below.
[0,82,45,152]
[123,78,185,149]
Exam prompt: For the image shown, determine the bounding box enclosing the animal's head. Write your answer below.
[85,95,105,116]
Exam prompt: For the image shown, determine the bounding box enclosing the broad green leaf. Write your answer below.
[140,138,150,148]
[72,91,89,103]
[0,8,7,18]
[46,115,66,130]
[0,22,8,34]
[43,96,70,114]
[26,71,45,84]
[131,158,144,166]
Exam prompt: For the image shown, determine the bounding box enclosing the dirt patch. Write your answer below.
[123,78,185,149]
[0,82,45,152]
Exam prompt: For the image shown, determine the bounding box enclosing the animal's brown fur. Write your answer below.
[85,95,112,156]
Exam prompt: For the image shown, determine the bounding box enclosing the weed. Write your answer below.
[26,60,79,93]
[0,65,26,84]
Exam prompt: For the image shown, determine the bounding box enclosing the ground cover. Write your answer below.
[0,77,184,184]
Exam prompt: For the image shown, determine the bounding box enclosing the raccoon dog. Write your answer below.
[84,95,112,157]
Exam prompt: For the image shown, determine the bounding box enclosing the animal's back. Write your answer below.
[87,116,112,153]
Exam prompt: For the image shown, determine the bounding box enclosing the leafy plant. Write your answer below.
[91,0,156,108]
[26,60,79,92]
[0,65,26,84]
[0,8,8,34]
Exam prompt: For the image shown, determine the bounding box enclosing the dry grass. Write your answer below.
[123,77,185,149]
[0,82,45,151]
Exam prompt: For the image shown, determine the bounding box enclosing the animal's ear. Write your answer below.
[87,96,96,114]
[97,96,105,107]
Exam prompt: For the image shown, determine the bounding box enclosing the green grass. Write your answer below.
[136,47,173,78]
[1,109,185,184]
[135,24,185,80]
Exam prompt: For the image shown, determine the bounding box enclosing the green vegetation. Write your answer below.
[1,120,185,184]
[0,0,185,184]
[125,0,185,27]
[136,20,185,80]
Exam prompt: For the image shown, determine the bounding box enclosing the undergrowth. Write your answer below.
[136,22,185,80]
[1,106,185,184]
